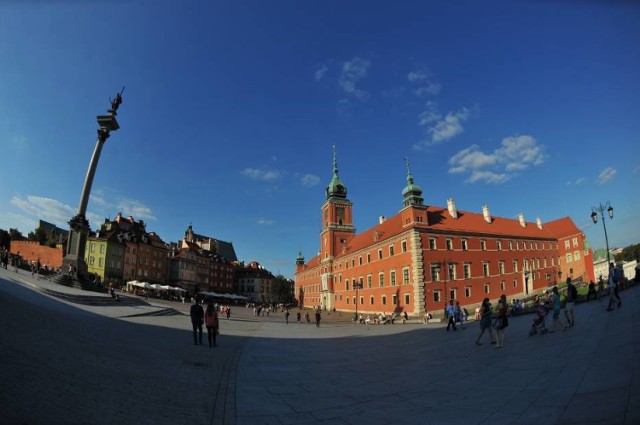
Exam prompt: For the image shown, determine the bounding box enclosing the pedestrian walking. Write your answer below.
[564,277,577,326]
[475,298,496,345]
[190,299,204,345]
[494,294,508,348]
[549,286,568,332]
[455,301,466,329]
[297,311,301,324]
[445,300,457,331]
[586,281,597,301]
[607,262,622,311]
[204,303,219,348]
[315,310,321,327]
[226,306,231,320]
[305,311,310,324]
[285,309,290,324]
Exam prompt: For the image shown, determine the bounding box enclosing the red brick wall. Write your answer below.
[10,241,63,269]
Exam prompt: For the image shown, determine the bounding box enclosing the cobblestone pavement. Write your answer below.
[1,268,638,424]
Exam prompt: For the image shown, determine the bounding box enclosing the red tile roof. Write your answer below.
[544,216,582,239]
[301,205,563,266]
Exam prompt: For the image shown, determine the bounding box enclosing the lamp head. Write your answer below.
[591,211,598,224]
[607,205,613,219]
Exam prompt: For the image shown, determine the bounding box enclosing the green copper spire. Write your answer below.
[326,145,347,199]
[296,246,305,265]
[402,158,424,207]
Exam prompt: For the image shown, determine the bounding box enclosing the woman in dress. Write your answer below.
[475,298,496,345]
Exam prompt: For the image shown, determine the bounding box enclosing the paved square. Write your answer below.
[1,268,637,424]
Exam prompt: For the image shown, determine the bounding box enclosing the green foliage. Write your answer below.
[9,228,24,241]
[271,274,294,304]
[0,229,10,249]
[616,244,640,263]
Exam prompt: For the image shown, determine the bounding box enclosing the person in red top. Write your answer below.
[204,303,220,348]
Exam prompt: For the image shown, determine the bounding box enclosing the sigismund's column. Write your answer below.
[63,90,124,282]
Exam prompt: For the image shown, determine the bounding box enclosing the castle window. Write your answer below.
[464,263,471,279]
[401,240,407,252]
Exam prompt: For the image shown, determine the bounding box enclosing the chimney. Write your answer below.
[482,205,491,223]
[379,216,386,224]
[536,217,543,230]
[447,198,458,219]
[518,213,526,228]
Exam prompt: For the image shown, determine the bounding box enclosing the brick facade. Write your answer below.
[10,241,63,270]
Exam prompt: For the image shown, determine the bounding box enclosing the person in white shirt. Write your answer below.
[446,300,457,331]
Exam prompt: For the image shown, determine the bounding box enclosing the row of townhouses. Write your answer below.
[81,213,274,300]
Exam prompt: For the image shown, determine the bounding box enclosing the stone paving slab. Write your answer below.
[1,267,639,424]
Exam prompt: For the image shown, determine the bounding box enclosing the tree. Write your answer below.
[616,244,640,263]
[0,228,10,249]
[9,228,24,241]
[271,274,294,304]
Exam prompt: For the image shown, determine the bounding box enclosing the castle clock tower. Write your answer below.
[318,148,355,310]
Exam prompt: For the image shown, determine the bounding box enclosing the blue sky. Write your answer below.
[1,1,639,278]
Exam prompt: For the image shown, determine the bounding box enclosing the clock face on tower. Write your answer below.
[336,207,344,219]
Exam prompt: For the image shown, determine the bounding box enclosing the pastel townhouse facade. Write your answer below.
[295,154,587,317]
[86,213,168,286]
[235,261,275,303]
[168,225,237,294]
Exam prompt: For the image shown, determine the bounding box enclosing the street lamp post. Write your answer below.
[591,202,614,265]
[354,282,363,317]
[440,259,453,313]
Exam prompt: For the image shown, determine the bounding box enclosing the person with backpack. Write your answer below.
[564,277,577,327]
[607,262,622,311]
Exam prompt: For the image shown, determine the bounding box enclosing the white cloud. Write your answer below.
[241,167,282,182]
[418,101,440,126]
[415,102,472,147]
[597,167,617,185]
[10,195,76,226]
[566,178,586,186]
[495,135,546,171]
[300,174,320,187]
[448,135,546,184]
[407,67,441,97]
[257,218,275,225]
[339,57,370,100]
[467,170,511,184]
[116,199,157,221]
[429,108,470,143]
[315,64,328,81]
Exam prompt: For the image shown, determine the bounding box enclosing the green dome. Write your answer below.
[402,159,424,207]
[326,148,347,199]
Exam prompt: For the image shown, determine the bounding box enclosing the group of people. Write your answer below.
[285,308,321,326]
[474,295,509,348]
[354,311,406,325]
[445,300,469,331]
[189,300,220,348]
